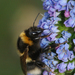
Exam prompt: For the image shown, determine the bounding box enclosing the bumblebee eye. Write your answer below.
[28,27,44,36]
[32,32,36,35]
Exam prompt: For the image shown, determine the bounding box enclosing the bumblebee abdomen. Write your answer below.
[27,66,41,75]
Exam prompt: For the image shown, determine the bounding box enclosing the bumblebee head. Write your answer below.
[25,13,44,40]
[25,26,44,38]
[29,26,43,35]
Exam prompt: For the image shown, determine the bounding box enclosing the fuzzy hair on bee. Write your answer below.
[17,13,51,75]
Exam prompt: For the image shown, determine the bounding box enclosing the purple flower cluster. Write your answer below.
[57,62,75,73]
[36,0,75,75]
[55,31,71,44]
[40,30,75,74]
[42,0,67,17]
[38,12,60,48]
[42,0,75,29]
[27,0,75,75]
[64,1,75,28]
[73,39,75,52]
[40,52,58,74]
[55,31,75,62]
[57,62,67,73]
[55,31,75,73]
[41,52,58,69]
[73,39,75,45]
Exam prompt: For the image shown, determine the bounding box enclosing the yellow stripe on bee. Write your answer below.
[20,32,33,46]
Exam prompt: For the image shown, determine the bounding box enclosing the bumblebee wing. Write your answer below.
[20,47,29,75]
[17,37,29,75]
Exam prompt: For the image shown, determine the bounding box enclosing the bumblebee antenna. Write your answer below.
[33,13,40,27]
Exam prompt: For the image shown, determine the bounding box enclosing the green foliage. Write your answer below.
[56,73,65,75]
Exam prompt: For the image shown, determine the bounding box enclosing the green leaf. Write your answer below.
[56,73,65,75]
[66,69,73,73]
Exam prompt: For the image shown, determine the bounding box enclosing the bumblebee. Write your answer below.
[17,13,51,75]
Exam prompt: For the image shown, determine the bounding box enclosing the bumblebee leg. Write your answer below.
[41,45,51,53]
[40,34,51,39]
[33,34,51,40]
[35,60,51,72]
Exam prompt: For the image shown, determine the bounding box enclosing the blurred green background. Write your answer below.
[0,0,45,75]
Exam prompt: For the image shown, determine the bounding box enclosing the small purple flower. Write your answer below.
[48,6,56,17]
[54,0,67,11]
[73,39,75,45]
[64,11,70,18]
[58,49,69,62]
[56,43,69,53]
[41,52,58,72]
[68,1,75,9]
[61,31,71,40]
[48,59,58,70]
[38,12,50,27]
[43,71,48,75]
[67,62,75,70]
[43,0,53,10]
[42,58,49,66]
[49,25,60,33]
[40,22,49,29]
[64,17,75,28]
[47,52,56,59]
[55,38,66,44]
[74,73,75,75]
[68,51,74,60]
[47,33,57,41]
[70,8,75,20]
[57,62,67,73]
[56,44,64,54]
[40,38,50,48]
[59,0,67,6]
[52,0,59,3]
[43,30,51,35]
[56,43,69,62]
[50,17,61,25]
[48,11,60,17]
